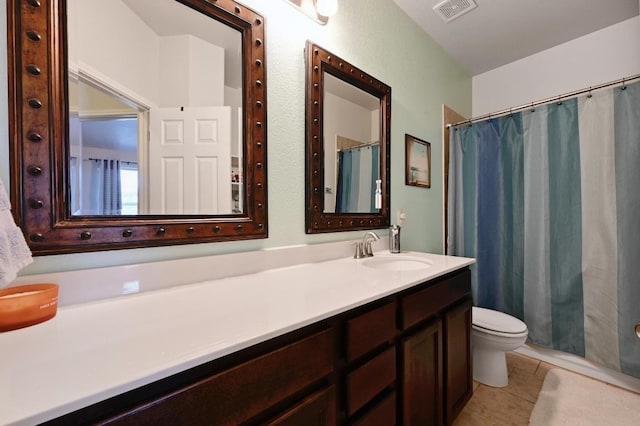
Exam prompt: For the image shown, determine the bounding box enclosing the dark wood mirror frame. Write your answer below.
[7,0,268,255]
[304,41,391,234]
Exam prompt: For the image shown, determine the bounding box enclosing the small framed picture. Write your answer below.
[405,134,431,188]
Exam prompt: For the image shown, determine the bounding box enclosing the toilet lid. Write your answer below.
[472,306,527,334]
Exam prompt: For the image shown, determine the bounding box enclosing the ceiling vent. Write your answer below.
[433,0,477,23]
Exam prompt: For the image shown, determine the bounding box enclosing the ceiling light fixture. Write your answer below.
[285,0,337,25]
[315,0,338,17]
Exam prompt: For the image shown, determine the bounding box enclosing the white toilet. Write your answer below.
[471,306,528,387]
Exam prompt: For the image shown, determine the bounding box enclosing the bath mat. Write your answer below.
[529,368,640,425]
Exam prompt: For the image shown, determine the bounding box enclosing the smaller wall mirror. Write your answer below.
[305,41,391,233]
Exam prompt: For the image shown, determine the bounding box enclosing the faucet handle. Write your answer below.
[353,241,365,259]
[364,240,374,257]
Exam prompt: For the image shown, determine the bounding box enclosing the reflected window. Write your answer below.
[120,164,139,215]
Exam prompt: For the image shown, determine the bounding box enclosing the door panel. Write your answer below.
[149,106,231,214]
[402,320,443,426]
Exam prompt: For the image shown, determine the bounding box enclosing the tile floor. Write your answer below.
[453,352,554,426]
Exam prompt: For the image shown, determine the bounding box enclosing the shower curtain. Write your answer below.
[336,144,380,213]
[448,81,640,378]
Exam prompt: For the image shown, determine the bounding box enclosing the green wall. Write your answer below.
[0,0,471,275]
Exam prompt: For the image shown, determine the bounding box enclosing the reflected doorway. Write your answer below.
[68,74,147,216]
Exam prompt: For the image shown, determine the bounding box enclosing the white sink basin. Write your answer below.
[361,255,433,271]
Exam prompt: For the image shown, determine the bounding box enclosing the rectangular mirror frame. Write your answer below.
[305,41,391,233]
[7,0,268,254]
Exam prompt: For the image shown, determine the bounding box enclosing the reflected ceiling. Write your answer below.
[123,0,242,88]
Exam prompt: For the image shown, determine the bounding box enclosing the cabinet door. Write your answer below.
[443,297,473,425]
[266,386,335,426]
[401,320,443,426]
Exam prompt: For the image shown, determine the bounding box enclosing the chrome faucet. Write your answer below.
[354,231,380,259]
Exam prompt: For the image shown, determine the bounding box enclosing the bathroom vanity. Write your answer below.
[1,248,474,425]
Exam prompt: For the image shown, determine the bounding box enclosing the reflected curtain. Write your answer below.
[101,159,122,215]
[336,144,379,213]
[76,159,122,215]
[448,81,640,378]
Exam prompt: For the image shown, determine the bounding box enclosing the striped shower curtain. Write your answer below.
[448,81,640,378]
[336,144,380,213]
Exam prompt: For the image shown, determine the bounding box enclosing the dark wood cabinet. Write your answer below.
[101,329,334,426]
[346,301,396,362]
[444,298,473,424]
[266,386,336,426]
[347,346,396,415]
[399,268,473,426]
[401,320,443,426]
[399,296,473,426]
[351,390,396,426]
[46,268,471,426]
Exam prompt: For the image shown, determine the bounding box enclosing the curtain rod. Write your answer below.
[447,73,640,128]
[337,141,379,152]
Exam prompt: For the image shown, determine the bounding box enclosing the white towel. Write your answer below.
[0,178,33,288]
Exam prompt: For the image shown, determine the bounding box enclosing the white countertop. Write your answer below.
[0,251,474,425]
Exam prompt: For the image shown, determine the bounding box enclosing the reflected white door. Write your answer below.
[149,106,231,214]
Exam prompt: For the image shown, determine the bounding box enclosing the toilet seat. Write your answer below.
[472,306,528,337]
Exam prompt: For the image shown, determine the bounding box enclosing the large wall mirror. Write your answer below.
[305,41,391,233]
[8,0,268,254]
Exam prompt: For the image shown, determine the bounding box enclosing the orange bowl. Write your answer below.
[0,283,59,332]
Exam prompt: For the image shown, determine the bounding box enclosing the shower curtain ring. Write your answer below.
[587,87,592,98]
[557,96,562,105]
[530,102,535,112]
[621,77,627,90]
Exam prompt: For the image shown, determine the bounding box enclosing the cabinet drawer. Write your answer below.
[351,390,396,426]
[347,347,396,415]
[266,386,336,426]
[401,269,470,330]
[347,301,397,361]
[104,329,333,426]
